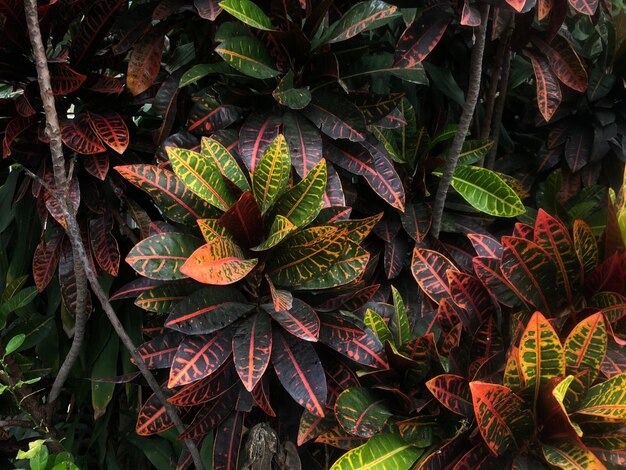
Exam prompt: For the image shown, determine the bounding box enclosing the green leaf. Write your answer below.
[252,134,291,214]
[219,0,273,31]
[0,286,37,317]
[3,333,25,357]
[323,1,400,44]
[201,137,250,191]
[330,433,421,470]
[166,147,236,211]
[335,387,392,437]
[92,325,120,420]
[16,440,46,460]
[364,309,393,344]
[273,70,312,110]
[216,36,279,79]
[179,63,233,87]
[391,286,410,347]
[252,215,297,251]
[575,372,626,421]
[542,441,605,469]
[434,165,525,217]
[126,233,202,280]
[455,140,494,166]
[29,444,49,470]
[564,312,606,378]
[272,159,326,227]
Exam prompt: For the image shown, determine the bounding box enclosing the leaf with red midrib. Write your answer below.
[238,112,282,172]
[49,63,86,95]
[134,332,184,369]
[427,374,473,417]
[33,233,63,292]
[168,330,233,387]
[283,110,323,178]
[394,10,450,68]
[127,29,165,96]
[88,112,129,154]
[136,387,176,436]
[179,386,238,440]
[83,153,110,180]
[219,192,264,248]
[89,214,120,276]
[62,115,107,154]
[525,50,562,122]
[540,36,588,92]
[568,0,598,15]
[411,247,458,305]
[195,0,222,19]
[213,411,244,470]
[168,364,237,406]
[271,329,327,417]
[265,298,320,342]
[233,313,272,391]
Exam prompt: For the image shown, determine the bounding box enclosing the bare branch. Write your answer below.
[22,1,203,467]
[431,5,491,239]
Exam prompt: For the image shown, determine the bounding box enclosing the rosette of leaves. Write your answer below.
[115,133,393,462]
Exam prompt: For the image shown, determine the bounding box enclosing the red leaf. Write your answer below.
[83,153,110,180]
[468,233,503,259]
[525,50,562,122]
[461,1,481,26]
[505,0,526,12]
[447,271,496,327]
[49,63,86,95]
[15,93,36,117]
[272,329,327,417]
[135,332,184,369]
[179,386,238,440]
[541,36,588,92]
[2,115,37,158]
[84,74,125,93]
[168,330,233,387]
[168,363,237,406]
[194,0,222,19]
[88,112,129,154]
[251,376,275,416]
[233,313,272,391]
[61,114,107,154]
[187,94,242,135]
[136,388,175,436]
[411,247,458,305]
[266,298,320,342]
[238,112,282,172]
[33,233,63,292]
[426,374,473,417]
[303,92,366,142]
[538,0,553,19]
[89,214,120,276]
[219,192,264,248]
[127,29,165,96]
[568,0,598,15]
[394,10,450,68]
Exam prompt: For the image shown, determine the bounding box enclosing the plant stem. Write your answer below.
[431,5,490,239]
[22,1,203,467]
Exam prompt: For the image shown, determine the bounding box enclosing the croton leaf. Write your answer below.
[168,330,233,387]
[219,0,274,31]
[272,70,311,110]
[195,0,222,19]
[542,36,588,92]
[180,237,258,285]
[188,94,243,135]
[239,112,282,172]
[330,433,422,470]
[165,286,253,334]
[201,137,250,191]
[213,411,244,470]
[252,215,297,251]
[272,329,327,417]
[62,115,107,154]
[303,92,366,142]
[233,312,272,391]
[115,165,218,224]
[447,271,496,327]
[127,29,165,96]
[411,247,458,305]
[335,387,392,438]
[83,153,110,180]
[565,313,606,379]
[89,214,120,276]
[252,134,291,214]
[167,147,236,211]
[525,50,562,122]
[567,0,598,15]
[391,286,410,346]
[426,374,473,417]
[575,372,626,421]
[316,425,367,450]
[472,256,520,308]
[272,159,327,228]
[400,202,430,243]
[267,226,348,286]
[298,410,335,446]
[215,35,279,79]
[438,165,525,217]
[469,381,533,455]
[501,236,559,314]
[198,218,231,243]
[283,110,323,178]
[168,364,236,406]
[519,311,565,401]
[88,112,129,154]
[136,389,175,436]
[394,9,450,68]
[468,233,502,259]
[219,192,264,247]
[135,332,184,369]
[364,309,393,344]
[126,233,202,280]
[179,386,238,440]
[323,0,399,44]
[542,441,605,469]
[265,298,320,342]
[33,234,62,292]
[49,63,86,95]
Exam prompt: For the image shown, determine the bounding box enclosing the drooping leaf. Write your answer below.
[252,134,291,214]
[180,237,258,285]
[165,286,253,334]
[83,153,110,180]
[126,233,202,280]
[135,332,184,369]
[136,389,175,436]
[49,63,87,95]
[272,329,327,417]
[233,312,272,391]
[426,374,473,417]
[195,0,222,19]
[564,124,592,173]
[168,364,236,406]
[334,387,392,438]
[400,202,430,243]
[215,35,279,79]
[33,234,62,292]
[436,165,525,217]
[61,115,107,154]
[469,381,533,455]
[127,29,165,96]
[330,433,422,470]
[542,36,588,92]
[298,411,335,446]
[168,330,233,387]
[500,237,559,314]
[115,165,218,224]
[219,0,273,30]
[323,1,399,44]
[525,50,562,122]
[179,386,238,440]
[394,9,450,68]
[89,214,120,276]
[411,247,458,305]
[519,311,565,402]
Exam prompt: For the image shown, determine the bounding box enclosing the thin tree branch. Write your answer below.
[485,40,513,170]
[431,5,491,239]
[23,2,203,468]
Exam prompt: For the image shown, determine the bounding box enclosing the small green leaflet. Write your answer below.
[433,165,525,217]
[273,71,311,110]
[219,0,273,31]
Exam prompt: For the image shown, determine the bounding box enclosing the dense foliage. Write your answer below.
[0,0,625,469]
